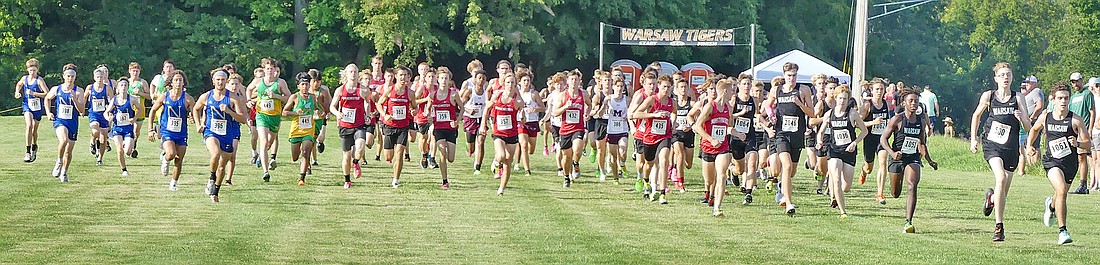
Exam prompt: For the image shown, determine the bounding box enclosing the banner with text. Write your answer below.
[619,28,736,46]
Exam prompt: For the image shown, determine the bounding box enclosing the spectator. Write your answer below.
[1067,72,1092,194]
[919,85,939,134]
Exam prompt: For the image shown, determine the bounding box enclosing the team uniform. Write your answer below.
[337,84,373,152]
[700,101,731,162]
[558,90,587,149]
[21,76,45,121]
[606,95,630,144]
[127,79,147,122]
[673,98,696,149]
[288,94,317,144]
[414,83,436,135]
[87,84,110,130]
[828,109,858,166]
[888,115,924,174]
[640,96,674,161]
[255,79,283,132]
[432,90,460,144]
[1042,112,1079,184]
[202,93,238,153]
[463,88,487,143]
[981,91,1022,172]
[109,95,136,139]
[160,91,189,146]
[730,96,756,160]
[490,96,520,144]
[382,90,412,149]
[864,99,891,163]
[53,86,80,141]
[774,88,806,161]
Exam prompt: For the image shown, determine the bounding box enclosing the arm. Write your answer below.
[631,97,656,120]
[192,93,209,132]
[1016,96,1033,133]
[879,116,901,156]
[13,78,23,98]
[282,94,300,117]
[1025,114,1046,158]
[969,91,992,152]
[44,87,57,120]
[272,79,292,102]
[329,88,343,119]
[147,97,165,132]
[226,98,248,123]
[73,88,86,116]
[850,111,870,152]
[552,94,569,117]
[691,103,717,144]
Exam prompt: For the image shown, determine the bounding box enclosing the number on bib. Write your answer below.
[609,118,626,132]
[28,98,41,111]
[91,99,106,112]
[902,136,919,154]
[651,120,668,135]
[676,116,690,130]
[58,105,73,120]
[782,116,799,132]
[711,126,728,139]
[259,100,275,111]
[734,117,751,134]
[436,110,452,122]
[210,119,227,135]
[116,113,132,126]
[986,121,1011,145]
[341,108,356,123]
[496,115,513,130]
[833,129,852,146]
[565,110,581,124]
[167,117,183,132]
[1049,137,1072,159]
[871,122,886,135]
[298,116,313,129]
[393,106,407,120]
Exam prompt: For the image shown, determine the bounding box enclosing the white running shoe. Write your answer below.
[169,180,178,191]
[52,162,61,177]
[160,157,169,177]
[1043,196,1054,227]
[205,180,215,195]
[121,170,129,177]
[391,178,400,188]
[59,173,68,183]
[1058,230,1073,245]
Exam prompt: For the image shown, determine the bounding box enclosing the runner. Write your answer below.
[969,62,1031,241]
[413,68,438,169]
[282,72,322,186]
[123,62,150,159]
[517,72,545,176]
[587,72,611,179]
[600,78,631,184]
[461,70,489,174]
[810,77,840,195]
[633,74,676,204]
[378,66,415,187]
[224,73,248,185]
[1025,82,1087,245]
[765,63,815,215]
[368,56,386,162]
[308,69,332,165]
[83,67,113,165]
[860,78,892,204]
[881,87,938,233]
[44,64,84,182]
[816,85,870,217]
[556,70,591,188]
[732,74,762,205]
[105,78,137,176]
[330,64,376,189]
[695,79,745,217]
[628,72,658,193]
[806,74,828,193]
[246,67,264,166]
[429,67,456,169]
[481,73,523,194]
[147,70,195,191]
[15,58,47,163]
[193,68,247,202]
[671,78,696,193]
[249,58,292,182]
[430,68,462,189]
[546,73,567,177]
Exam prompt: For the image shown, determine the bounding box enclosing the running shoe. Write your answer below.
[700,193,710,204]
[121,170,129,177]
[52,161,61,177]
[674,181,685,193]
[858,170,867,185]
[169,180,178,191]
[775,190,784,205]
[904,221,915,233]
[297,178,305,186]
[543,146,549,156]
[391,178,400,188]
[344,181,352,189]
[262,172,271,182]
[563,178,571,188]
[659,194,668,204]
[29,150,37,162]
[589,149,596,163]
[89,142,95,156]
[318,142,326,153]
[105,143,112,152]
[225,179,233,186]
[1071,185,1090,194]
[250,153,258,165]
[983,188,995,217]
[269,159,277,170]
[353,163,362,179]
[635,179,645,193]
[130,149,138,159]
[713,210,724,218]
[375,154,381,161]
[840,213,848,219]
[306,168,312,175]
[494,169,503,179]
[830,199,838,208]
[211,195,219,203]
[743,194,753,205]
[205,180,215,195]
[526,170,532,177]
[786,204,796,216]
[96,159,102,166]
[466,151,473,157]
[598,171,606,182]
[312,160,318,166]
[161,157,169,176]
[731,175,741,187]
[1058,230,1073,245]
[420,158,428,169]
[23,153,30,163]
[1043,196,1054,227]
[404,153,411,162]
[429,157,439,169]
[876,194,887,205]
[613,178,620,185]
[59,173,68,183]
[650,190,659,202]
[816,188,823,195]
[441,180,450,189]
[993,224,1005,242]
[513,164,521,172]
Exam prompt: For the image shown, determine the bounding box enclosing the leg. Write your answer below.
[987,158,1014,224]
[904,164,922,222]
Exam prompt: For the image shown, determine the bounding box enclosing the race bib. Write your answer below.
[676,116,690,130]
[58,105,73,119]
[393,106,407,120]
[210,119,227,135]
[986,121,1010,145]
[167,117,183,132]
[833,129,852,146]
[733,117,751,134]
[496,115,513,130]
[651,120,668,135]
[341,108,356,123]
[754,122,765,132]
[871,122,886,135]
[259,99,275,111]
[436,110,452,122]
[781,115,798,132]
[298,116,312,129]
[1049,137,1072,159]
[711,126,728,139]
[609,118,626,132]
[902,136,919,154]
[526,110,540,122]
[116,112,132,126]
[28,98,42,111]
[565,110,581,124]
[91,99,106,112]
[470,106,481,117]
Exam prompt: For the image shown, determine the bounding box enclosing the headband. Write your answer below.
[213,70,228,78]
[64,69,77,76]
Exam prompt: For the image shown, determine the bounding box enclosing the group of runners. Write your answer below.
[11,57,1082,244]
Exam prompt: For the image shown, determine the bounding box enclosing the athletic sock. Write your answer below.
[209,172,216,181]
[32,144,38,152]
[212,185,221,196]
[344,175,351,182]
[26,146,31,153]
[300,173,306,180]
[1059,226,1067,232]
[475,164,482,171]
[353,159,359,165]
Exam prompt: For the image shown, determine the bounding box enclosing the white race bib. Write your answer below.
[1049,137,1072,159]
[91,99,106,112]
[341,108,356,123]
[58,105,73,119]
[526,109,540,122]
[210,119,227,135]
[609,118,626,132]
[167,117,183,132]
[436,110,452,122]
[496,115,513,130]
[393,106,407,120]
[833,129,852,146]
[871,117,886,134]
[986,121,1011,145]
[651,120,668,135]
[28,98,42,111]
[902,136,919,154]
[259,99,275,111]
[676,116,690,130]
[298,116,313,129]
[733,117,751,134]
[782,116,798,132]
[711,126,728,139]
[116,112,132,126]
[565,110,581,124]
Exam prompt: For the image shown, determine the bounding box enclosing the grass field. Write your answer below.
[1,116,1098,264]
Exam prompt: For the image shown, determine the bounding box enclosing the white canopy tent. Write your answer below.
[741,50,850,84]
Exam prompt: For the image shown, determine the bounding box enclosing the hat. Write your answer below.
[1090,77,1099,86]
[1071,72,1083,81]
[1024,75,1037,83]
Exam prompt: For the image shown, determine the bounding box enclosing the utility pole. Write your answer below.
[852,0,937,101]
